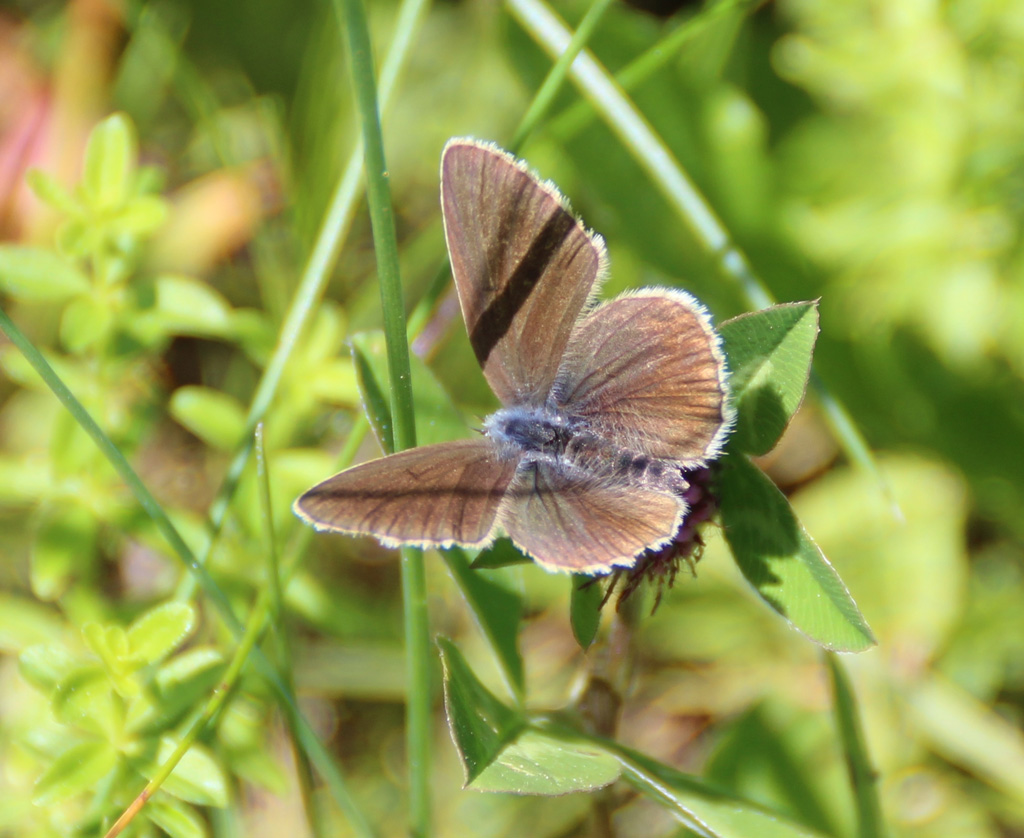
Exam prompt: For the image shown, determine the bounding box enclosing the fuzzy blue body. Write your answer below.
[483,405,687,494]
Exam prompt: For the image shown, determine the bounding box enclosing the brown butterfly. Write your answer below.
[294,139,733,573]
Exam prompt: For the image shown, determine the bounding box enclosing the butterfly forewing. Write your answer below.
[552,290,733,466]
[499,461,685,573]
[295,439,520,548]
[441,139,604,406]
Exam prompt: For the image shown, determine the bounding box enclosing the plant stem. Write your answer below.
[510,0,616,153]
[333,0,431,834]
[827,653,887,838]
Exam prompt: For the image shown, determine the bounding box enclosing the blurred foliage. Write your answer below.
[0,0,1021,836]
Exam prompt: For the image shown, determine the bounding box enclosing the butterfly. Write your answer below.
[294,139,733,574]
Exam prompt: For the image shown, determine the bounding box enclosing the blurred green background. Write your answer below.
[0,0,1023,835]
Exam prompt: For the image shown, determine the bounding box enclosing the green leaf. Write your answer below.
[155,647,225,693]
[60,295,116,353]
[827,654,885,836]
[116,194,169,236]
[129,647,225,735]
[32,740,119,806]
[129,275,234,342]
[717,453,875,651]
[146,798,207,838]
[56,217,93,258]
[570,574,602,650]
[127,602,196,664]
[0,246,89,302]
[82,623,139,698]
[439,639,620,795]
[439,637,524,784]
[169,386,246,451]
[52,666,122,737]
[351,330,469,453]
[0,597,62,654]
[19,643,78,691]
[82,622,130,661]
[30,504,98,601]
[719,302,819,455]
[615,744,831,837]
[0,451,53,504]
[471,727,621,795]
[148,738,229,807]
[442,549,525,700]
[229,745,290,794]
[350,335,393,453]
[470,538,531,569]
[26,169,80,215]
[308,358,359,405]
[81,113,136,210]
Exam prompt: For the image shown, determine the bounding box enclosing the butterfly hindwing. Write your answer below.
[498,459,686,573]
[552,289,733,466]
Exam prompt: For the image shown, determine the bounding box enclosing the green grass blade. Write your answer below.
[333,1,430,836]
[510,0,615,153]
[827,654,887,838]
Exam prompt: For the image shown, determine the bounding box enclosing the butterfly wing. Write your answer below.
[294,439,520,549]
[552,289,733,466]
[441,139,605,406]
[498,460,685,573]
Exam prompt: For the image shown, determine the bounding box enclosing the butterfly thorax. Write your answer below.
[484,406,574,458]
[484,406,687,495]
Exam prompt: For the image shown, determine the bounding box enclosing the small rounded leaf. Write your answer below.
[128,602,196,664]
[60,295,116,354]
[0,596,63,654]
[52,666,122,737]
[155,646,225,693]
[83,622,139,698]
[117,194,169,236]
[152,275,233,336]
[169,386,246,451]
[0,246,89,302]
[150,738,229,807]
[19,643,78,691]
[82,113,137,210]
[33,741,118,805]
[26,169,80,215]
[146,799,207,838]
[30,505,98,601]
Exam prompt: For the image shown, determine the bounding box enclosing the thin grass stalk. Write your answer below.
[547,0,754,142]
[510,0,616,153]
[827,653,887,838]
[332,0,431,834]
